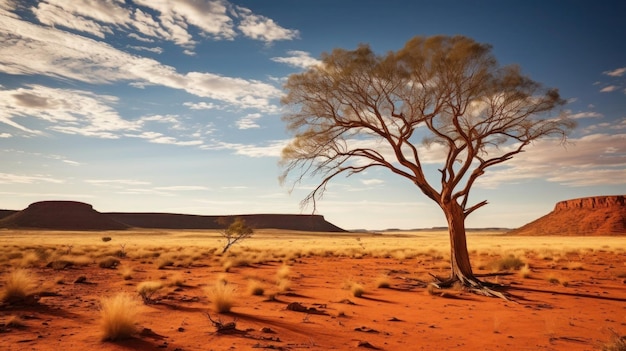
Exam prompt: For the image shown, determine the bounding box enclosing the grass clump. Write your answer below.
[1,269,38,304]
[344,281,366,297]
[99,293,139,341]
[247,279,265,296]
[136,281,163,304]
[374,275,391,288]
[489,255,525,271]
[98,256,120,269]
[207,281,236,313]
[603,329,626,351]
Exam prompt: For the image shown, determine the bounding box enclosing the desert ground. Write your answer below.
[0,229,625,351]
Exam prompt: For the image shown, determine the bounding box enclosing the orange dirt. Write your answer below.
[1,250,625,351]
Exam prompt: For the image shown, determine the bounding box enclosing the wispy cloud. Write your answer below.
[235,6,299,43]
[600,85,620,93]
[0,6,282,111]
[154,186,210,191]
[271,50,321,69]
[236,113,262,129]
[477,133,626,188]
[0,85,137,138]
[603,67,626,77]
[0,172,63,184]
[203,139,288,157]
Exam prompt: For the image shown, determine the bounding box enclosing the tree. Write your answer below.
[279,35,574,297]
[218,217,254,253]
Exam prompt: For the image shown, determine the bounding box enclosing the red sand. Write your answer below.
[1,250,625,350]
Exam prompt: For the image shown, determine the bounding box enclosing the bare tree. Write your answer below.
[218,217,254,254]
[280,35,575,297]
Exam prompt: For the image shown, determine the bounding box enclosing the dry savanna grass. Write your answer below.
[0,269,38,304]
[207,281,236,313]
[99,293,139,341]
[0,229,624,350]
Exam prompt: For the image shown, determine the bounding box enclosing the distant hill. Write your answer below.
[0,201,128,230]
[0,201,346,232]
[508,195,626,236]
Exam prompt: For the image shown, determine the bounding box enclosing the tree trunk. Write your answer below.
[434,200,510,300]
[444,202,475,282]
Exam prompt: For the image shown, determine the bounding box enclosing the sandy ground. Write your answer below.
[0,231,625,351]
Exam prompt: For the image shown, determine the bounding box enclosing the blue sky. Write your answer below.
[0,0,624,230]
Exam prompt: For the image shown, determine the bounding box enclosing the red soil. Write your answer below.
[1,250,624,350]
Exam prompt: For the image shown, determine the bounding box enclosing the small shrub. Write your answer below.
[102,237,112,242]
[1,269,38,304]
[518,264,532,278]
[207,281,236,313]
[120,267,133,280]
[276,278,291,293]
[375,275,391,288]
[603,328,626,351]
[98,257,120,269]
[136,281,163,304]
[99,293,139,341]
[247,280,265,296]
[276,264,291,280]
[156,257,174,270]
[344,281,365,297]
[489,255,525,271]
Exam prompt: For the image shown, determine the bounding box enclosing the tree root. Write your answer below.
[428,273,513,301]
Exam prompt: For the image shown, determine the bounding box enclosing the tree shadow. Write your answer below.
[502,285,626,302]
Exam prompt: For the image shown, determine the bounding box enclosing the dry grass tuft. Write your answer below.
[247,279,265,296]
[99,293,139,341]
[136,281,163,304]
[207,281,236,313]
[518,264,532,278]
[98,256,120,269]
[603,328,626,351]
[374,275,391,288]
[489,255,525,271]
[344,281,365,297]
[276,264,291,280]
[1,269,38,304]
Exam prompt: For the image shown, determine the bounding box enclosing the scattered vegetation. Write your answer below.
[99,293,139,341]
[489,255,525,271]
[136,281,163,304]
[207,281,236,313]
[247,279,265,296]
[218,217,254,253]
[98,256,120,269]
[0,269,38,304]
[603,328,626,351]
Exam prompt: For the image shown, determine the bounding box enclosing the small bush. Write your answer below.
[102,237,112,242]
[99,293,139,341]
[120,267,133,280]
[276,278,291,293]
[489,255,525,271]
[518,264,532,278]
[1,269,38,303]
[136,281,163,304]
[276,265,291,280]
[98,257,120,269]
[375,275,391,288]
[603,328,626,351]
[247,280,265,296]
[207,282,236,313]
[350,283,366,297]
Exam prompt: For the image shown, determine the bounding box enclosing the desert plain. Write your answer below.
[0,229,625,351]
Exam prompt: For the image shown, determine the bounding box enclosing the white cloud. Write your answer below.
[0,133,11,138]
[0,85,138,138]
[235,6,299,43]
[361,178,385,186]
[271,50,321,69]
[203,139,288,158]
[154,185,210,191]
[236,113,262,129]
[477,133,626,188]
[0,8,282,111]
[85,179,151,186]
[600,85,619,92]
[127,45,163,54]
[568,111,602,119]
[0,172,63,184]
[184,101,223,110]
[603,67,626,77]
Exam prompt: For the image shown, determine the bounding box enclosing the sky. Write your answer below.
[0,0,625,231]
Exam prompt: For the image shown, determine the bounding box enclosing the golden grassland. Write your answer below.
[0,228,625,350]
